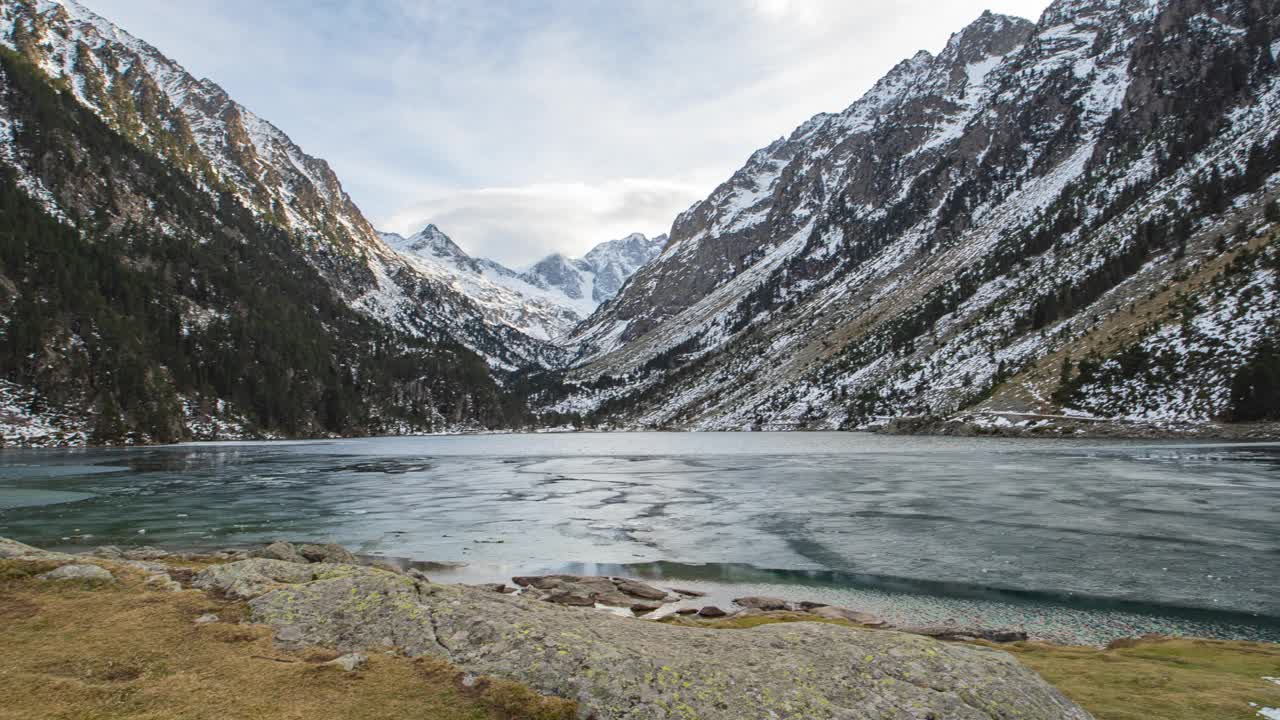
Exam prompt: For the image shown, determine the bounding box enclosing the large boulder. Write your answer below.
[192,558,347,600]
[250,540,307,564]
[248,569,443,657]
[613,578,668,601]
[222,559,1091,719]
[545,590,596,607]
[298,543,358,565]
[37,564,114,583]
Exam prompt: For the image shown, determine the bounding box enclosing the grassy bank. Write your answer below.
[1005,639,1280,720]
[0,558,576,720]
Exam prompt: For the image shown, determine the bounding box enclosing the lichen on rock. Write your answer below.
[198,557,1093,720]
[37,564,114,583]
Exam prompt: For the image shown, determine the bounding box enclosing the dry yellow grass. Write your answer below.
[1003,638,1280,720]
[0,559,576,720]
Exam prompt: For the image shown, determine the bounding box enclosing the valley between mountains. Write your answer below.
[1,0,1278,446]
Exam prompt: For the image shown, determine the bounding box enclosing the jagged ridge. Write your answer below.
[556,0,1280,431]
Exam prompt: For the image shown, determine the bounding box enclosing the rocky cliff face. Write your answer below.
[560,0,1280,430]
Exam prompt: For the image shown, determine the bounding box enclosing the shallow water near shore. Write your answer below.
[2,432,1278,644]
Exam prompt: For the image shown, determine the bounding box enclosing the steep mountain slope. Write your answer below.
[381,226,666,342]
[0,46,523,445]
[0,0,562,372]
[558,0,1280,431]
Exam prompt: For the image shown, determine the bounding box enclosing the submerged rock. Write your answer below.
[209,558,1090,720]
[902,625,1029,643]
[38,564,114,583]
[613,578,667,601]
[734,596,791,611]
[514,574,675,608]
[977,629,1030,643]
[808,606,888,627]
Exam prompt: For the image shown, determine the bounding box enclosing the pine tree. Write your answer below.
[1230,343,1280,422]
[92,394,127,445]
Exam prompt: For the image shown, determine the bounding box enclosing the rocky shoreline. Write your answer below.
[7,417,1280,449]
[92,539,1038,646]
[877,414,1280,441]
[1,535,1092,719]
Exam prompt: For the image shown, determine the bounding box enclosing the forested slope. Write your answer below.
[0,48,522,445]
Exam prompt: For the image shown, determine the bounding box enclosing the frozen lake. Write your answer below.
[2,432,1278,644]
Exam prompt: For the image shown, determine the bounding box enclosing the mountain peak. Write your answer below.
[942,10,1036,64]
[383,223,470,263]
[517,233,667,305]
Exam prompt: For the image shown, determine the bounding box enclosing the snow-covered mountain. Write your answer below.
[3,0,1277,443]
[556,0,1280,431]
[0,0,572,444]
[380,225,665,342]
[0,0,565,372]
[522,232,669,305]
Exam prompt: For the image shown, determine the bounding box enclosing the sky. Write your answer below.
[86,0,1054,267]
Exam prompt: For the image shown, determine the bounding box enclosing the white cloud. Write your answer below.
[82,0,1055,265]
